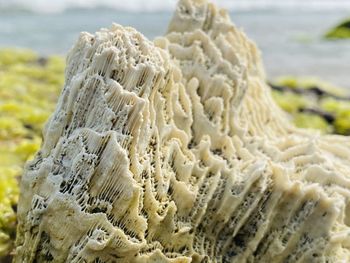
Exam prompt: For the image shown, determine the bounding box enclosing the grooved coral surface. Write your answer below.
[14,0,350,262]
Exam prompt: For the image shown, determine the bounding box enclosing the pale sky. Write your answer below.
[0,0,350,13]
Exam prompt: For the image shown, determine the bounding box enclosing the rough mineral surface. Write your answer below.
[15,0,350,262]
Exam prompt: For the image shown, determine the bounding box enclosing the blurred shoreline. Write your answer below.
[0,8,349,89]
[1,0,350,14]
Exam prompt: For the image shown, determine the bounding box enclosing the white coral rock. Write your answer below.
[14,0,350,262]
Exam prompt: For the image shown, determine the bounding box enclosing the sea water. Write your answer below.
[0,6,349,88]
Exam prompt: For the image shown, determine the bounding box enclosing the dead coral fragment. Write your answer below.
[15,1,350,262]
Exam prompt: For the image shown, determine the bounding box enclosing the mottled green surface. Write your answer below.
[272,76,350,135]
[0,49,64,259]
[325,18,350,39]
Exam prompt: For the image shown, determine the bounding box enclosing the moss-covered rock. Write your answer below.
[321,98,350,135]
[271,76,350,135]
[325,18,350,39]
[293,113,331,133]
[0,49,64,259]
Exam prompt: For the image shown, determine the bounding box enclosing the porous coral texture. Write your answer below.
[15,0,350,262]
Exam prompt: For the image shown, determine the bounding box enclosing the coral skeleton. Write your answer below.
[14,0,350,262]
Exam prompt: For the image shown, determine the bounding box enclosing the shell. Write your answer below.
[14,0,350,262]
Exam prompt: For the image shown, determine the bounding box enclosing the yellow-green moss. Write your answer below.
[271,90,308,114]
[275,76,346,96]
[272,76,350,135]
[0,167,20,256]
[0,49,65,257]
[325,19,350,39]
[321,98,350,135]
[294,113,331,133]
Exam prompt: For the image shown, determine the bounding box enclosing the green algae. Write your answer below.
[325,18,350,39]
[271,90,308,114]
[275,76,347,96]
[271,76,350,135]
[294,113,331,133]
[0,49,64,258]
[321,98,350,135]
